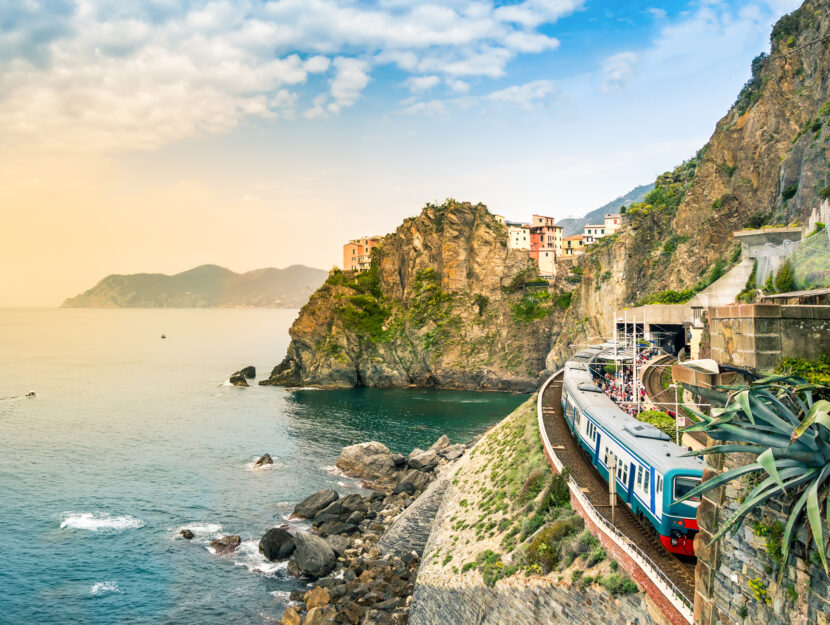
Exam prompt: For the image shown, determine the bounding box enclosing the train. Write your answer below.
[560,346,704,556]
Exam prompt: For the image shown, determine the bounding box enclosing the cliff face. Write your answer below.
[262,201,566,391]
[547,0,830,366]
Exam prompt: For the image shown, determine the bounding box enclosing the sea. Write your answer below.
[0,308,526,625]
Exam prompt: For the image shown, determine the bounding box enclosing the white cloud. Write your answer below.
[647,7,667,20]
[405,75,441,93]
[602,51,639,92]
[0,0,579,152]
[485,79,556,109]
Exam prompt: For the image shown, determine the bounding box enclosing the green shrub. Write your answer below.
[782,182,799,201]
[638,410,676,439]
[586,546,607,566]
[774,259,794,293]
[474,294,489,316]
[597,573,639,596]
[777,355,830,386]
[662,234,689,256]
[516,468,547,506]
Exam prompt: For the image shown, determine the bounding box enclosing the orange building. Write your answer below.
[343,236,381,272]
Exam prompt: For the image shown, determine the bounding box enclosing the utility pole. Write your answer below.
[609,456,617,524]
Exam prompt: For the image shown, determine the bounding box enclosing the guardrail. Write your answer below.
[537,371,694,623]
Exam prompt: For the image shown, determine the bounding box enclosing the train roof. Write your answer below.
[563,360,703,475]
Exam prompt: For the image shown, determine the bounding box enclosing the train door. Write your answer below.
[627,462,636,503]
[634,464,652,515]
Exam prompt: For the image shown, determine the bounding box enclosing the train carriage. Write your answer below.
[560,356,703,556]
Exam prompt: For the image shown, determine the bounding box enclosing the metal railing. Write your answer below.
[537,371,694,623]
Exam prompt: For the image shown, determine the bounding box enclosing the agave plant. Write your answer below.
[677,374,830,579]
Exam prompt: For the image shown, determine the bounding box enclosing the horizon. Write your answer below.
[0,0,801,306]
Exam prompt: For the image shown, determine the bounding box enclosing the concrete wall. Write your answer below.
[708,304,830,371]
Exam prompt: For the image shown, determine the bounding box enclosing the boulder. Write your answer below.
[439,444,465,461]
[313,494,366,525]
[407,449,438,472]
[318,511,363,537]
[294,531,336,578]
[294,489,339,518]
[336,442,397,480]
[253,453,273,468]
[394,469,430,495]
[281,606,301,625]
[390,453,406,467]
[304,585,331,610]
[340,601,365,624]
[180,529,194,539]
[229,371,249,387]
[210,535,241,554]
[428,434,450,451]
[259,527,295,561]
[325,534,350,557]
[239,365,256,379]
[302,606,337,625]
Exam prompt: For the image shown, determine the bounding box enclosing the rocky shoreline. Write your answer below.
[269,435,471,624]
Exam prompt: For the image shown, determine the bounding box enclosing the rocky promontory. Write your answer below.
[261,200,570,392]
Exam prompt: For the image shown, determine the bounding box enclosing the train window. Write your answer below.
[674,477,701,503]
[636,466,643,486]
[643,471,650,494]
[657,476,662,494]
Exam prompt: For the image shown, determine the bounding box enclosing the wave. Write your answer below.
[176,523,222,538]
[90,581,121,595]
[60,512,145,532]
[323,465,347,477]
[233,539,288,577]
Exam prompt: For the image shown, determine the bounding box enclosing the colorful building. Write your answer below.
[343,236,381,272]
[507,222,531,250]
[583,223,606,244]
[604,213,622,235]
[563,234,585,255]
[529,214,563,276]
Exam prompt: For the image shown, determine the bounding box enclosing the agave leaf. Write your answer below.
[681,444,769,457]
[748,393,799,431]
[780,487,810,583]
[736,391,754,425]
[792,401,830,443]
[753,374,800,386]
[675,463,762,503]
[807,466,830,574]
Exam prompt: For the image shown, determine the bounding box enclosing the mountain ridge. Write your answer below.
[61,263,327,308]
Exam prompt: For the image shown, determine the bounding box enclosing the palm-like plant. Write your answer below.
[677,374,830,579]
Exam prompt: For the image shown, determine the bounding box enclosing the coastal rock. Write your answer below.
[294,489,339,518]
[259,527,295,561]
[229,371,249,387]
[428,435,450,452]
[210,534,241,554]
[394,469,430,496]
[253,453,273,468]
[407,449,438,472]
[281,607,301,625]
[238,365,256,379]
[438,444,465,461]
[294,531,336,578]
[302,606,337,625]
[314,494,366,525]
[336,442,396,479]
[390,453,406,467]
[180,529,194,539]
[304,586,330,610]
[325,535,350,557]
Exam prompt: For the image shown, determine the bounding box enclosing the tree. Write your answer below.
[774,260,795,293]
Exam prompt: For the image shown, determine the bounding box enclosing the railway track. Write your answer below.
[541,376,697,599]
[642,354,679,412]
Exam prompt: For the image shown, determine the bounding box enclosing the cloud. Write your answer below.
[0,0,576,152]
[402,78,557,114]
[405,75,441,93]
[485,79,556,109]
[602,52,640,92]
[646,8,667,20]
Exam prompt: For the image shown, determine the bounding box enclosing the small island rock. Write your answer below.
[180,529,195,539]
[253,453,273,468]
[259,527,295,561]
[229,371,249,387]
[210,534,241,554]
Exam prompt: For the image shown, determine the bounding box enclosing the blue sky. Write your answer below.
[0,0,803,304]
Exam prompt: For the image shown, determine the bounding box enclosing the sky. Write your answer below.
[0,0,802,306]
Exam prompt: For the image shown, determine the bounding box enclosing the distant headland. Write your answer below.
[61,264,327,308]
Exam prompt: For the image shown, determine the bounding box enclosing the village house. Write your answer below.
[342,236,381,272]
[529,214,563,276]
[604,213,622,235]
[563,234,585,256]
[506,222,531,250]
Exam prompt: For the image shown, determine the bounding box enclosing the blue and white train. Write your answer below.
[561,349,704,556]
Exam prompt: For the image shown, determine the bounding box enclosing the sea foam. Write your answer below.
[90,581,121,595]
[233,539,288,577]
[60,512,145,532]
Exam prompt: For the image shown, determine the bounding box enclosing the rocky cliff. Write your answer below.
[261,201,568,392]
[547,0,830,366]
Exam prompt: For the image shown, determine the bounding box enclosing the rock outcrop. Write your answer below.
[546,1,830,367]
[293,531,337,578]
[261,201,564,392]
[294,489,339,519]
[259,527,295,561]
[253,453,272,468]
[210,535,241,554]
[335,442,397,480]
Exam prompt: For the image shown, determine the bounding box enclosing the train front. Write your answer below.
[660,469,702,556]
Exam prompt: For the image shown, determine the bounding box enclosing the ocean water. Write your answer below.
[0,308,525,625]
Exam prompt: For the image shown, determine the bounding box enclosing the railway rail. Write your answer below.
[540,372,697,605]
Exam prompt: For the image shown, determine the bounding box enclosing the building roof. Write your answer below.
[585,224,605,229]
[564,234,584,241]
[605,213,622,219]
